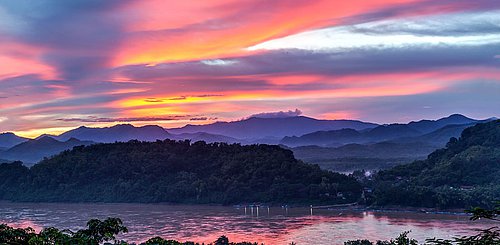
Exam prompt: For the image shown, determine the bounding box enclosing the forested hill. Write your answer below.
[0,140,361,204]
[371,120,500,208]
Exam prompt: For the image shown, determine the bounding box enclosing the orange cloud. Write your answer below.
[113,0,418,66]
[0,43,56,80]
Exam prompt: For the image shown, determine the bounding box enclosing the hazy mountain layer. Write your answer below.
[0,133,28,148]
[168,116,378,139]
[0,137,94,165]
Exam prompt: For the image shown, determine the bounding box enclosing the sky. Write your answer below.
[0,0,499,138]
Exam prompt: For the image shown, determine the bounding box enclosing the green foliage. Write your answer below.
[0,223,36,244]
[0,219,260,245]
[215,235,230,245]
[0,217,127,245]
[345,231,418,245]
[428,201,500,245]
[0,161,29,200]
[467,201,500,221]
[0,140,361,204]
[370,120,500,208]
[71,217,128,244]
[345,239,373,245]
[377,231,418,245]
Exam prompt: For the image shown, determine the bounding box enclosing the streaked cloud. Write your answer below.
[250,109,303,119]
[56,115,213,123]
[201,59,238,66]
[0,0,498,136]
[248,11,500,51]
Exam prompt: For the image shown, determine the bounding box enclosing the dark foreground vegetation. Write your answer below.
[1,203,498,244]
[0,120,498,209]
[364,120,500,209]
[0,217,259,245]
[346,202,500,245]
[0,140,360,204]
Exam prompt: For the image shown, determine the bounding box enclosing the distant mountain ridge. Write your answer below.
[0,114,494,169]
[390,123,477,146]
[168,116,378,139]
[175,132,241,144]
[56,124,172,143]
[0,133,28,148]
[281,114,492,147]
[406,114,483,133]
[0,136,94,164]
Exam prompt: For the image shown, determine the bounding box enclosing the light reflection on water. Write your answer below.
[0,202,494,245]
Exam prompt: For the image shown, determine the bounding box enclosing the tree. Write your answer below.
[426,201,500,245]
[72,217,128,244]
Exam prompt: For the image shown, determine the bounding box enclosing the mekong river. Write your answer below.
[0,202,494,244]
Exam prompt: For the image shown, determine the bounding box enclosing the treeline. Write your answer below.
[0,217,260,245]
[0,140,361,204]
[365,120,500,208]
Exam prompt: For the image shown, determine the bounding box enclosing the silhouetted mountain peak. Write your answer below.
[446,113,469,119]
[407,114,479,134]
[35,136,59,143]
[169,116,377,139]
[111,124,134,129]
[0,132,29,149]
[0,136,95,165]
[66,137,83,143]
[55,123,172,143]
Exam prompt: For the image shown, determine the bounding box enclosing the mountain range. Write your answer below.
[0,137,94,165]
[0,133,28,148]
[0,114,494,167]
[280,114,493,147]
[167,116,378,139]
[371,119,500,208]
[55,124,173,143]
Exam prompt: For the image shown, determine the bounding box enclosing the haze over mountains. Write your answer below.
[0,114,494,168]
[168,116,378,139]
[281,114,490,147]
[56,124,173,143]
[0,137,94,164]
[0,133,28,149]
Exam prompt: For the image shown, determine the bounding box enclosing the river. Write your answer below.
[0,202,494,244]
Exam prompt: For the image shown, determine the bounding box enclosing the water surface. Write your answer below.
[0,202,494,244]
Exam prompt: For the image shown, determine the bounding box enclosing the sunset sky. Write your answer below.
[0,0,499,138]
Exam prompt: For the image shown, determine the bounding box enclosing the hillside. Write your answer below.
[0,136,94,164]
[0,133,28,148]
[175,132,241,144]
[0,140,361,204]
[282,128,362,147]
[406,114,480,133]
[168,116,377,139]
[370,120,500,208]
[280,114,489,147]
[56,124,173,143]
[289,142,436,172]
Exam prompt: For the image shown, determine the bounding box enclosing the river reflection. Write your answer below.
[0,202,494,244]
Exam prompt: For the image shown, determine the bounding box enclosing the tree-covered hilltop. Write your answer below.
[0,140,361,204]
[369,120,500,208]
